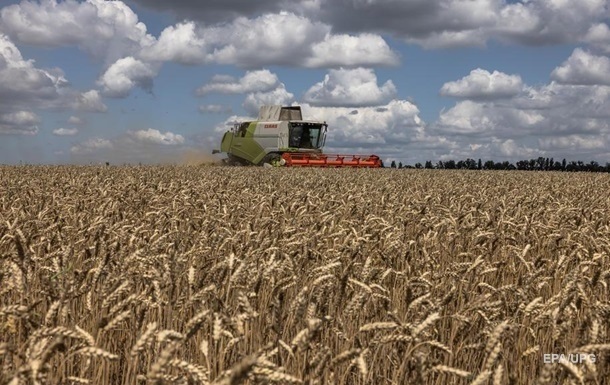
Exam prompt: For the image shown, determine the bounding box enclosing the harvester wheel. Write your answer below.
[261,153,284,167]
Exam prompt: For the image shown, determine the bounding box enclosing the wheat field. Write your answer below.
[1,165,609,385]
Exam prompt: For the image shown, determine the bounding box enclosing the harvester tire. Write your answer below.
[261,153,283,167]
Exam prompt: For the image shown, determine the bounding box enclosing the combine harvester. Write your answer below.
[213,105,382,167]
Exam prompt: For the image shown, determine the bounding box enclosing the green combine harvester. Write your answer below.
[213,105,382,167]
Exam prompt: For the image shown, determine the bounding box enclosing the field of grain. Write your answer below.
[1,165,610,385]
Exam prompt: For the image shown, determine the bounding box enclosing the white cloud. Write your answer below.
[243,85,295,115]
[306,33,399,67]
[0,34,107,118]
[305,0,609,49]
[0,34,65,101]
[435,52,610,155]
[196,69,294,115]
[0,110,39,135]
[139,21,206,65]
[68,116,85,125]
[408,29,488,49]
[142,12,398,68]
[214,115,256,133]
[431,63,610,162]
[583,23,610,53]
[551,48,610,86]
[71,137,113,154]
[496,138,538,158]
[301,100,425,146]
[437,101,496,135]
[128,128,185,145]
[440,69,524,100]
[4,0,605,66]
[197,69,280,95]
[492,2,540,38]
[0,0,155,65]
[303,68,396,107]
[73,90,108,112]
[98,57,157,97]
[199,104,232,113]
[539,135,607,150]
[203,12,328,67]
[53,127,79,136]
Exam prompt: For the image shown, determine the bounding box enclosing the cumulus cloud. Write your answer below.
[495,139,538,158]
[98,57,157,97]
[204,13,326,67]
[303,68,397,107]
[538,135,607,151]
[214,115,256,133]
[130,0,289,24]
[495,0,609,46]
[407,29,488,49]
[434,50,610,158]
[306,33,399,67]
[72,90,108,112]
[53,127,79,136]
[492,2,541,40]
[0,34,105,137]
[139,21,206,65]
[70,137,113,154]
[243,85,295,115]
[196,69,294,115]
[298,0,609,49]
[102,0,610,54]
[0,110,39,135]
[0,34,66,103]
[0,0,155,65]
[68,116,85,125]
[440,69,524,100]
[301,100,424,146]
[432,70,610,162]
[196,69,280,95]
[583,23,610,53]
[551,48,610,86]
[128,128,185,145]
[140,13,399,68]
[5,0,605,67]
[437,101,500,135]
[134,0,501,48]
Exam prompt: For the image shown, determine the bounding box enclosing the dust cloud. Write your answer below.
[177,149,223,166]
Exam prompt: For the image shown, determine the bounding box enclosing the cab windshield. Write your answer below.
[289,123,325,149]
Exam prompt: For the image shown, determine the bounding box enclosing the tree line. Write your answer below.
[387,157,610,173]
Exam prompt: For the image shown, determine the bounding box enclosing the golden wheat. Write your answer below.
[1,166,609,384]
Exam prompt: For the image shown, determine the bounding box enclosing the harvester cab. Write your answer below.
[213,105,381,168]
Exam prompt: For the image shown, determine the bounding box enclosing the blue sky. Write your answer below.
[1,0,609,165]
